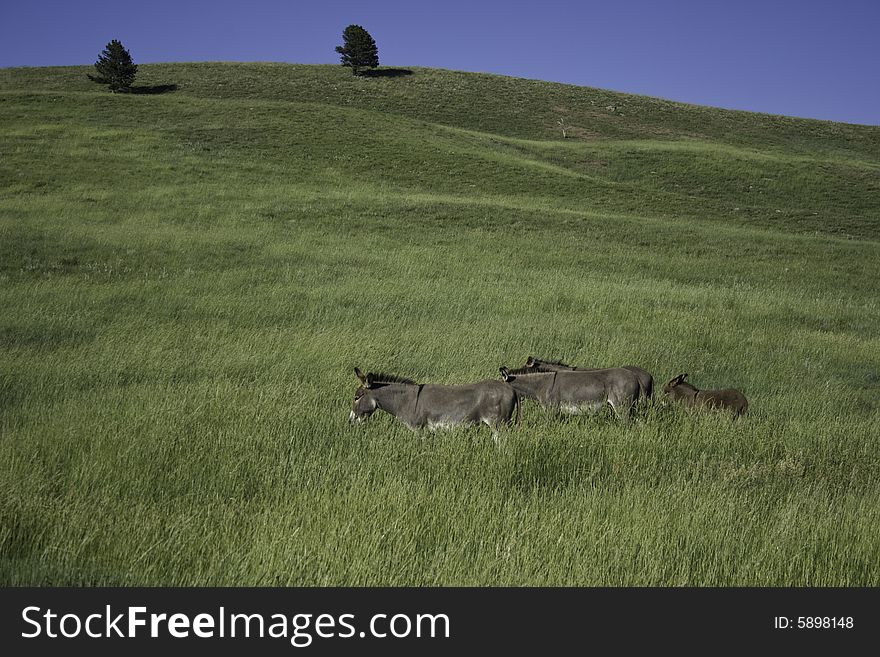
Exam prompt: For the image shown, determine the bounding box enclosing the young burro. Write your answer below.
[349,368,520,436]
[499,365,641,420]
[663,373,748,416]
[522,356,654,399]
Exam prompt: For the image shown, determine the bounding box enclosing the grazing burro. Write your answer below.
[663,373,748,416]
[498,365,641,420]
[349,368,520,435]
[522,356,654,399]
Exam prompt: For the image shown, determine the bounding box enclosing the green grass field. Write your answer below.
[1,63,878,585]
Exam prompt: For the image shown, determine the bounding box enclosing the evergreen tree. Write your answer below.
[88,39,138,92]
[335,25,379,76]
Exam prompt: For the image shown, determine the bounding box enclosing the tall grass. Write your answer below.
[0,63,878,585]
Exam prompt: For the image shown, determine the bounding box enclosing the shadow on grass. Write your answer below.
[130,84,179,95]
[361,68,413,78]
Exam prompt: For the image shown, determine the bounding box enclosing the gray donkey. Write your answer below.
[350,368,520,435]
[663,373,748,416]
[499,365,640,420]
[523,356,654,399]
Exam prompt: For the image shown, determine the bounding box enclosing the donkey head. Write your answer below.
[663,373,689,395]
[519,356,544,373]
[350,367,378,423]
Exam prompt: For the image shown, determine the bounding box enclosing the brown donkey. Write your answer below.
[663,373,748,416]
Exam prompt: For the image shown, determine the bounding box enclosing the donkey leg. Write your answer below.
[608,397,632,422]
[486,416,513,447]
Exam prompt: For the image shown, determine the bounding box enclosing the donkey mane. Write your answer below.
[531,357,571,367]
[368,372,418,386]
[505,365,547,376]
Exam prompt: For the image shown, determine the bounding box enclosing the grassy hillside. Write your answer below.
[1,63,878,585]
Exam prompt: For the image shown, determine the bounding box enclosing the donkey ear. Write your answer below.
[354,367,367,383]
[499,366,513,382]
[365,373,375,387]
[680,373,688,382]
[526,356,536,367]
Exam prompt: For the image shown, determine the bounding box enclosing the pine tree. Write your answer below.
[335,25,379,76]
[88,39,138,92]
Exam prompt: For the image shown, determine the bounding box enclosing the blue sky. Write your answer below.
[1,0,878,125]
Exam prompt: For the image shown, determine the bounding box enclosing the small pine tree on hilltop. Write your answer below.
[335,25,379,76]
[88,39,138,92]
